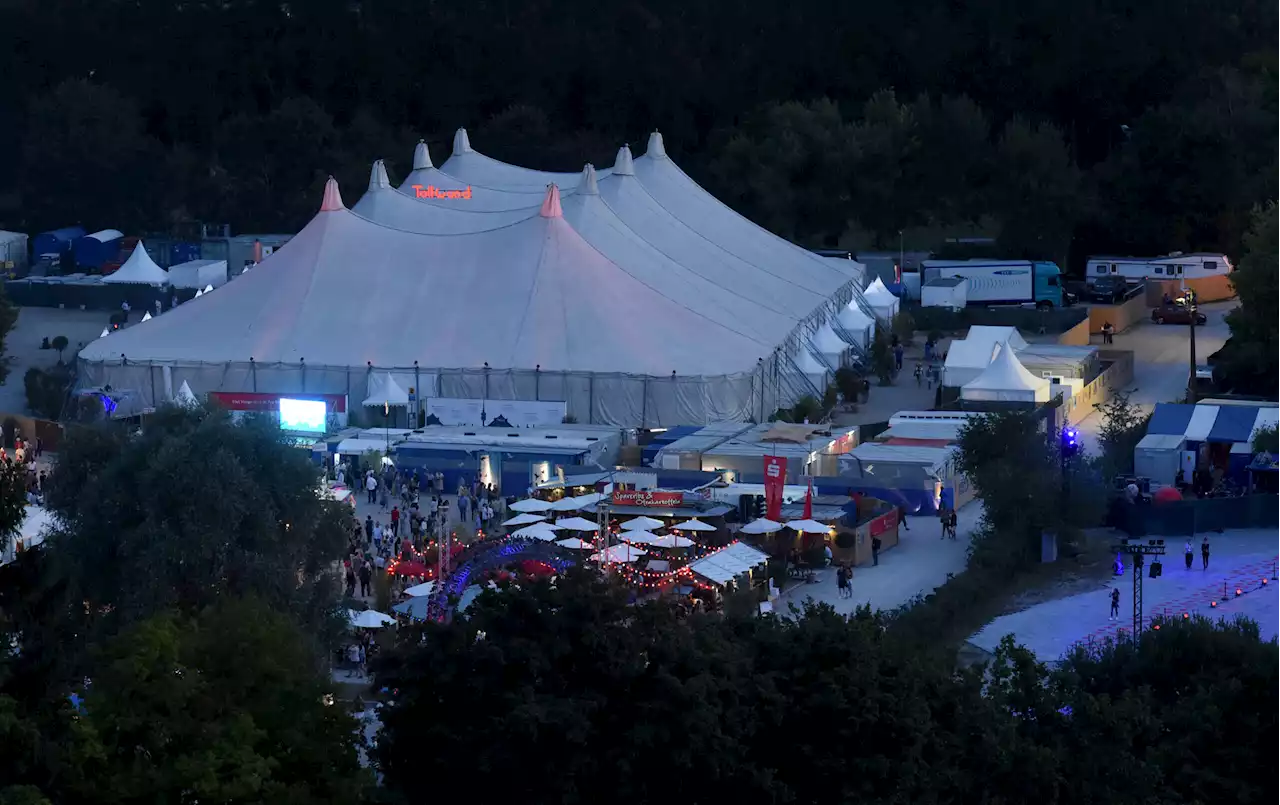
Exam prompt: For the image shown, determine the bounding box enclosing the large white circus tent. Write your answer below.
[78,129,876,426]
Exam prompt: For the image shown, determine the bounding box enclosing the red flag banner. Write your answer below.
[762,456,788,520]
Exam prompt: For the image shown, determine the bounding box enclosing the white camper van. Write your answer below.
[1085,252,1233,287]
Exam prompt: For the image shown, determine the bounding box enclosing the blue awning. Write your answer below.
[1147,404,1197,436]
[1206,405,1260,443]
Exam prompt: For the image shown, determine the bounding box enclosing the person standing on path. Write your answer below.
[897,504,910,531]
[913,364,923,386]
[365,472,377,504]
[390,506,401,538]
[1109,588,1120,620]
[358,563,372,597]
[1201,536,1210,570]
[836,565,848,599]
[364,515,374,544]
[1184,540,1194,570]
[871,536,882,566]
[893,344,905,373]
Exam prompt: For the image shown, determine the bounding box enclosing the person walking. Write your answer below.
[871,535,882,566]
[947,509,958,540]
[1101,321,1115,345]
[1201,536,1210,570]
[1109,587,1121,621]
[390,505,401,538]
[836,565,848,599]
[358,563,372,597]
[893,343,905,374]
[913,363,923,386]
[344,564,356,598]
[1184,540,1194,570]
[897,504,910,531]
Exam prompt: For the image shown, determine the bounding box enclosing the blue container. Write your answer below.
[32,226,86,258]
[73,229,124,269]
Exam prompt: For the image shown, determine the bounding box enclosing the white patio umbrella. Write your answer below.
[549,496,588,512]
[503,513,546,527]
[740,518,784,534]
[403,581,436,597]
[620,530,663,545]
[514,523,562,541]
[647,534,696,549]
[571,492,604,507]
[348,609,396,628]
[672,519,716,532]
[509,498,554,513]
[554,516,600,531]
[555,537,596,550]
[786,519,832,534]
[621,516,666,531]
[590,544,647,563]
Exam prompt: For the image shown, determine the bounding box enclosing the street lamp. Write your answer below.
[1186,289,1199,403]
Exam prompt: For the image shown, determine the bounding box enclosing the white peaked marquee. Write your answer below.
[77,130,877,427]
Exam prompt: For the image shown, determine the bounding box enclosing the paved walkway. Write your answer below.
[781,501,982,616]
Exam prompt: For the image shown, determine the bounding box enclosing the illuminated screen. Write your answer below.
[278,398,327,432]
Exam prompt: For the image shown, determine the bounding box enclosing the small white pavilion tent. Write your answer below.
[810,322,848,368]
[960,345,1051,404]
[836,300,874,347]
[686,542,770,586]
[862,277,899,320]
[943,340,1000,387]
[362,373,410,407]
[103,242,168,285]
[791,347,831,391]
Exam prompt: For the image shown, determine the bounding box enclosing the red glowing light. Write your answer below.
[1235,588,1242,596]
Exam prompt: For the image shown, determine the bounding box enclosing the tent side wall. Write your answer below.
[76,353,800,428]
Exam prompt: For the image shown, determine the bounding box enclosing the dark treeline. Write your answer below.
[0,0,1274,268]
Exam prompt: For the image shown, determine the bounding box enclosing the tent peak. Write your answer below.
[613,145,635,176]
[368,160,391,191]
[412,139,433,170]
[578,164,599,195]
[453,128,473,155]
[540,184,564,218]
[646,131,667,158]
[320,176,345,211]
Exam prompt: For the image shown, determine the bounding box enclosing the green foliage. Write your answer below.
[1252,424,1278,455]
[1215,202,1279,396]
[890,308,915,344]
[62,599,369,804]
[373,567,392,613]
[955,411,1102,571]
[0,460,28,560]
[869,327,895,385]
[833,365,862,405]
[49,335,68,363]
[1092,390,1151,478]
[22,366,72,420]
[42,403,348,643]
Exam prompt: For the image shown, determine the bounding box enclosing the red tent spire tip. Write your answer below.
[540,184,564,218]
[320,176,345,211]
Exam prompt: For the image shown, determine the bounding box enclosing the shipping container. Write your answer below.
[73,229,125,269]
[32,226,86,258]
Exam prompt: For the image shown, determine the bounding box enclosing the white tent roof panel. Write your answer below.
[103,242,168,285]
[81,183,764,376]
[960,345,1051,403]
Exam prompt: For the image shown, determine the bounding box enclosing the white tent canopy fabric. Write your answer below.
[174,380,198,406]
[965,325,1028,353]
[514,523,562,540]
[502,513,546,527]
[672,519,716,532]
[620,516,666,531]
[103,242,168,285]
[555,537,596,550]
[687,542,770,585]
[960,345,1051,403]
[553,516,600,531]
[404,581,436,597]
[862,277,899,319]
[740,518,783,534]
[509,499,554,513]
[363,372,411,407]
[590,544,647,563]
[943,340,1001,387]
[348,609,395,628]
[77,130,874,427]
[786,519,832,534]
[620,530,664,544]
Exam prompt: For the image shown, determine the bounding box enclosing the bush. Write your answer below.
[24,365,73,420]
[373,568,393,612]
[833,365,862,403]
[51,334,69,362]
[891,309,916,344]
[870,328,895,385]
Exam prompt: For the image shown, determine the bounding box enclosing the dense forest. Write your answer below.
[0,0,1275,271]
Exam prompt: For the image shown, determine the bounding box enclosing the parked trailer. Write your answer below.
[1086,252,1233,287]
[73,229,124,269]
[32,226,86,258]
[920,259,1064,308]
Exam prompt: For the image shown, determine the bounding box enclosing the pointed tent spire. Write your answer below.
[320,176,345,211]
[613,145,635,176]
[203,284,214,293]
[368,160,390,191]
[646,131,667,158]
[99,327,110,338]
[412,139,433,170]
[453,128,473,155]
[141,311,152,322]
[577,164,599,195]
[540,184,563,218]
[194,288,204,298]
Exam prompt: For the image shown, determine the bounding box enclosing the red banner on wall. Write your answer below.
[611,490,684,507]
[208,391,348,413]
[869,508,898,537]
[762,455,787,520]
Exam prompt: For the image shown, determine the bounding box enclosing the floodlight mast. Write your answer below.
[1111,539,1168,639]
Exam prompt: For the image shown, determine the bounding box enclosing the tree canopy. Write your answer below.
[0,0,1272,266]
[373,569,1277,804]
[42,404,349,642]
[1214,202,1279,396]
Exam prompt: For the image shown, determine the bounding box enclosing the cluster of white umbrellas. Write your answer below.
[739,518,833,535]
[347,609,395,628]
